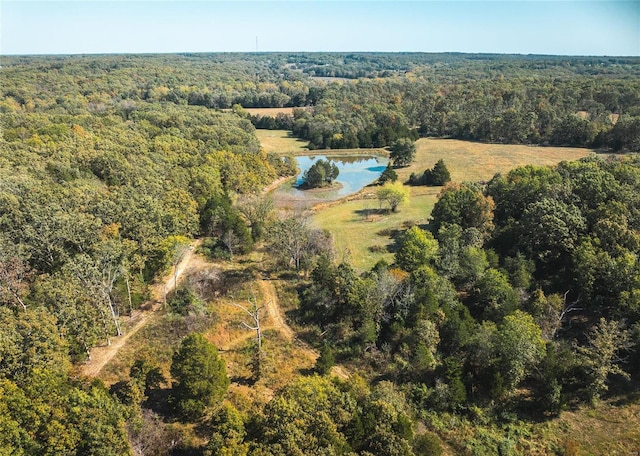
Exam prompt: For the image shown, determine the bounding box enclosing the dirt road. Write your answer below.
[79,239,202,378]
[255,279,349,380]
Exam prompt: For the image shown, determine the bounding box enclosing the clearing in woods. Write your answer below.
[256,131,593,271]
[243,107,304,117]
[255,129,309,154]
[308,138,594,270]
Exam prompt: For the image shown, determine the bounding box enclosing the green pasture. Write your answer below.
[311,138,594,271]
[311,186,438,271]
[257,131,595,271]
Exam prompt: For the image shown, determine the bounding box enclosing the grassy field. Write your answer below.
[311,138,594,271]
[245,107,305,117]
[311,187,438,270]
[399,138,593,183]
[256,131,594,271]
[255,129,310,155]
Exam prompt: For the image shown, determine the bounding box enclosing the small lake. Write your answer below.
[273,154,389,204]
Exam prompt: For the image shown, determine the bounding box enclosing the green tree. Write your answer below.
[315,344,336,375]
[205,403,248,456]
[424,159,451,186]
[472,268,520,322]
[496,310,547,391]
[395,226,439,272]
[430,183,495,238]
[302,159,339,188]
[170,333,229,419]
[377,182,409,213]
[576,318,632,402]
[259,375,356,454]
[389,138,417,167]
[378,163,398,184]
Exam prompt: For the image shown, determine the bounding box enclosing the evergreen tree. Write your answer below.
[389,138,417,167]
[378,163,398,184]
[425,159,451,186]
[171,333,229,419]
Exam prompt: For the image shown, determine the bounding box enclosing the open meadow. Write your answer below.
[244,107,303,117]
[258,132,594,270]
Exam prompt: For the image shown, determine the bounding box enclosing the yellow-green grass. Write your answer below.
[312,138,594,271]
[245,107,304,117]
[311,186,438,271]
[399,138,593,183]
[255,129,309,155]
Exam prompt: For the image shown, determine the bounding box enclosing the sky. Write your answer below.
[1,1,638,56]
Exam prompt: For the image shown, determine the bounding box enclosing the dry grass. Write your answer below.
[96,255,319,415]
[547,400,640,455]
[397,138,594,184]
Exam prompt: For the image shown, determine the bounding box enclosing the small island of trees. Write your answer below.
[300,158,340,189]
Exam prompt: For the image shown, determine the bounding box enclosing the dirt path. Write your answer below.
[79,239,203,378]
[254,279,349,380]
[258,279,294,341]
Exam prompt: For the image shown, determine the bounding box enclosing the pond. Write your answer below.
[273,154,389,204]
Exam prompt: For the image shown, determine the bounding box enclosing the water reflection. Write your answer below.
[274,154,389,203]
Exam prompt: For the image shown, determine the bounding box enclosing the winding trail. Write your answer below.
[79,239,203,378]
[79,237,349,381]
[254,278,349,380]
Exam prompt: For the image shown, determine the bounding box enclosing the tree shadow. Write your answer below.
[354,208,389,218]
[143,387,174,419]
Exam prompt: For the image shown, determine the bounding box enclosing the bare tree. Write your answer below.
[237,195,274,241]
[171,241,191,291]
[221,230,239,258]
[231,292,265,380]
[0,252,31,310]
[268,210,333,277]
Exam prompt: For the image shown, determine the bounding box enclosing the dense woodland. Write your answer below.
[0,53,639,455]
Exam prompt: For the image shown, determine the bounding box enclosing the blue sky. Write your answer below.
[1,1,638,56]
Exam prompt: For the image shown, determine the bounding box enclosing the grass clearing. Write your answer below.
[312,186,438,270]
[255,129,309,154]
[398,138,594,184]
[244,107,304,117]
[312,138,594,271]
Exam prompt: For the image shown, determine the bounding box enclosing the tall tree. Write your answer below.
[171,333,229,419]
[389,138,416,167]
[576,318,632,402]
[395,226,439,272]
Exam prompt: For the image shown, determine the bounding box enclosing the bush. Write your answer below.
[167,287,206,316]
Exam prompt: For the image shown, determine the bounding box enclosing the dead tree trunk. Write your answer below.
[232,294,265,381]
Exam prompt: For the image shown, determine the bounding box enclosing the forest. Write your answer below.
[0,52,639,455]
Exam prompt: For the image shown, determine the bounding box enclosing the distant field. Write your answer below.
[245,107,304,117]
[398,138,594,183]
[312,138,594,271]
[256,129,387,157]
[255,129,310,154]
